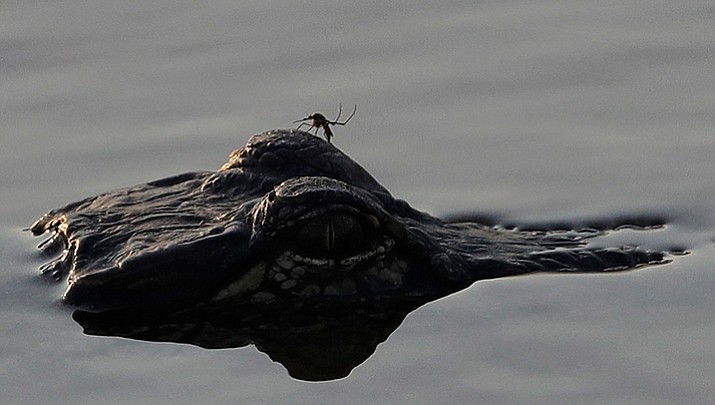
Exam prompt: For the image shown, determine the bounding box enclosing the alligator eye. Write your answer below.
[295,212,370,258]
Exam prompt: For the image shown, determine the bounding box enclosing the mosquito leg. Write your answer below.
[334,103,343,123]
[332,104,357,126]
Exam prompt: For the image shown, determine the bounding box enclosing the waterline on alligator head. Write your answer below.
[213,235,402,302]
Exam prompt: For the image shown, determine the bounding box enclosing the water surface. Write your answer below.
[3,1,714,404]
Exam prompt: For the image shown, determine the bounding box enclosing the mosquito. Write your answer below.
[293,104,357,143]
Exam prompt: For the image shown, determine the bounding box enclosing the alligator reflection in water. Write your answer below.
[73,298,424,381]
[31,130,668,381]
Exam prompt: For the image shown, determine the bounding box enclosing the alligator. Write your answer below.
[30,129,668,380]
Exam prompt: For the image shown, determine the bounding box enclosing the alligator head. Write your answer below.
[31,130,666,313]
[30,129,670,381]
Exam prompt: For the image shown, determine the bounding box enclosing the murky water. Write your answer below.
[3,1,714,403]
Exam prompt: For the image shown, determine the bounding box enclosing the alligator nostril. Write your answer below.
[296,212,366,258]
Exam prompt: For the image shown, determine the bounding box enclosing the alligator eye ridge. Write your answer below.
[295,212,374,258]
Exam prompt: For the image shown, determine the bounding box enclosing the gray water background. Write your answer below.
[2,1,714,404]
